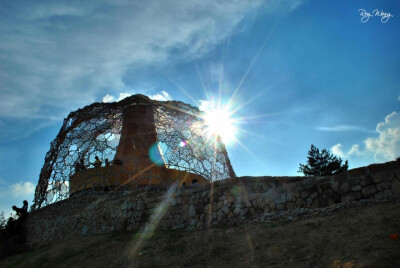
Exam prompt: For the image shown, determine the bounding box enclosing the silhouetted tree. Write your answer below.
[298,145,349,176]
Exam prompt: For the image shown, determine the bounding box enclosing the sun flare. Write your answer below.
[201,102,238,145]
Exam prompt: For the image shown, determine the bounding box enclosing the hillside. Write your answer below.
[1,200,399,268]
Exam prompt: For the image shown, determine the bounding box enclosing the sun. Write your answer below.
[201,101,238,145]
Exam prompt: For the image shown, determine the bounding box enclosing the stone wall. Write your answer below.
[26,161,400,244]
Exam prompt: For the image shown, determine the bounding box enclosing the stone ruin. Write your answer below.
[31,94,235,210]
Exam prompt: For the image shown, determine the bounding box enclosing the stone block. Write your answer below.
[375,189,393,199]
[362,185,376,198]
[280,192,287,203]
[81,225,89,235]
[395,169,400,181]
[347,177,360,186]
[392,179,400,195]
[217,211,223,222]
[269,201,276,210]
[221,205,229,214]
[240,208,248,216]
[204,204,211,214]
[189,205,196,218]
[249,208,255,216]
[360,176,373,186]
[257,198,265,209]
[371,173,383,184]
[338,183,350,195]
[234,206,240,215]
[323,189,332,199]
[286,192,294,202]
[340,192,362,203]
[350,185,362,191]
[263,205,271,213]
[310,192,318,199]
[306,198,313,208]
[275,203,286,211]
[287,202,295,210]
[318,181,332,190]
[301,191,310,198]
[376,182,392,192]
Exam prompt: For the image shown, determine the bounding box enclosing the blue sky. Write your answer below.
[0,0,399,215]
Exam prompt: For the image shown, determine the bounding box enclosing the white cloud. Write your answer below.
[11,182,35,197]
[317,125,374,133]
[149,91,172,101]
[331,143,361,158]
[0,0,305,142]
[102,92,132,103]
[0,0,265,119]
[102,94,115,103]
[331,111,400,163]
[102,91,172,103]
[365,111,400,161]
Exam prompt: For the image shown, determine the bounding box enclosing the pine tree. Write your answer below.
[298,145,349,176]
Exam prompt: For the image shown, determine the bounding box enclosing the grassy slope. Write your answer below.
[1,202,399,268]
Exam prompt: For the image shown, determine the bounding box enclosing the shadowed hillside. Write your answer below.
[1,201,399,268]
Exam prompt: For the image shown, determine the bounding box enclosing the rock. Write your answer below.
[306,198,313,208]
[360,176,373,186]
[217,211,223,222]
[221,205,229,214]
[240,208,248,216]
[81,225,89,235]
[341,192,362,203]
[234,206,241,215]
[280,193,287,203]
[189,205,196,217]
[323,189,332,199]
[392,179,400,195]
[301,191,310,198]
[263,205,271,213]
[338,183,350,195]
[371,173,383,184]
[350,185,362,192]
[286,202,295,210]
[174,215,182,225]
[204,204,211,214]
[196,221,204,228]
[269,201,276,210]
[257,198,265,209]
[362,185,376,198]
[376,181,392,191]
[347,177,361,186]
[249,208,255,216]
[375,190,393,199]
[310,192,318,199]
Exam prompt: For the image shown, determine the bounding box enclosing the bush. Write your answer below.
[0,211,28,259]
[298,145,349,176]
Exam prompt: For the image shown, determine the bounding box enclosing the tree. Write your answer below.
[298,145,349,176]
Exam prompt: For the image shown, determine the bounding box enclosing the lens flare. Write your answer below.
[201,101,238,145]
[179,140,187,147]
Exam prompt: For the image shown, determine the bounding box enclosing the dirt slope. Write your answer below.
[1,202,400,268]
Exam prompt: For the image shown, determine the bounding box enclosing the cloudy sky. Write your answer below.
[0,0,399,215]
